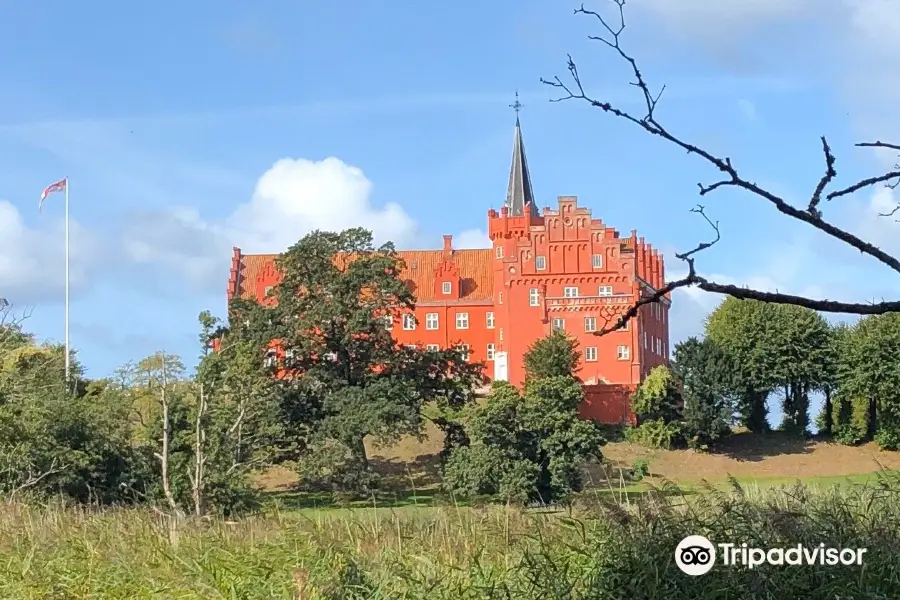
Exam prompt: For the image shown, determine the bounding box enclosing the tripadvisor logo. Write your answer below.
[675,535,867,576]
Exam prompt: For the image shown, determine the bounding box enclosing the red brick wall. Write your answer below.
[580,383,637,425]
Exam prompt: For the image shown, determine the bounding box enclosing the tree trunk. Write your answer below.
[822,388,833,437]
[159,353,179,513]
[191,383,207,517]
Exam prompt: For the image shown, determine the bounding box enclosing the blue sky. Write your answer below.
[1,0,899,394]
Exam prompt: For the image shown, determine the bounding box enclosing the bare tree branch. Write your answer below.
[541,0,900,329]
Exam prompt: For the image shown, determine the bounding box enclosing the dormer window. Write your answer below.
[442,281,452,295]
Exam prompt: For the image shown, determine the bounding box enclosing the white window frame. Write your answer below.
[456,312,469,330]
[425,312,439,330]
[486,343,495,360]
[584,316,597,332]
[598,285,613,296]
[442,281,452,295]
[382,315,393,330]
[585,347,598,362]
[643,331,648,349]
[592,254,603,269]
[496,246,504,258]
[535,255,546,270]
[498,291,503,304]
[458,344,470,361]
[617,345,630,360]
[264,349,277,368]
[529,288,540,306]
[402,314,416,330]
[426,344,440,352]
[486,312,495,329]
[564,286,579,298]
[552,318,565,332]
[405,344,417,350]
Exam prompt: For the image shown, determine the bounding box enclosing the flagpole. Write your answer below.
[64,176,70,384]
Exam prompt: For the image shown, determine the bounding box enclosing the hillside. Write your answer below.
[258,423,900,493]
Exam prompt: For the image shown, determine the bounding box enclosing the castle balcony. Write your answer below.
[545,294,634,310]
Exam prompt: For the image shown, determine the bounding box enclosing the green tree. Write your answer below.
[522,330,580,382]
[767,305,832,434]
[0,309,150,503]
[817,322,851,437]
[190,310,286,515]
[836,315,900,448]
[261,228,484,493]
[705,298,778,431]
[672,337,734,450]
[443,334,604,504]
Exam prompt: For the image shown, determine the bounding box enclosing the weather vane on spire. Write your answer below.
[509,91,523,115]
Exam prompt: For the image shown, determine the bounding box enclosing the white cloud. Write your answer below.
[226,157,419,252]
[110,156,489,292]
[453,228,492,249]
[0,199,99,304]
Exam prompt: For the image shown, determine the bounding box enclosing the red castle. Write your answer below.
[226,115,670,425]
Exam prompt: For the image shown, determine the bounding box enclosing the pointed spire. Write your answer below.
[505,92,535,217]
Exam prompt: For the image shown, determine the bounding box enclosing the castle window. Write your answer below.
[264,285,275,297]
[598,285,613,296]
[529,288,540,306]
[617,345,630,360]
[592,254,603,269]
[498,291,503,304]
[426,344,440,352]
[458,344,470,361]
[499,328,504,341]
[584,316,597,332]
[496,246,504,259]
[264,349,277,368]
[486,312,495,329]
[405,345,417,350]
[456,312,469,330]
[425,313,439,330]
[535,255,546,270]
[402,314,416,330]
[552,318,565,332]
[564,286,579,298]
[585,347,598,362]
[486,344,495,360]
[381,315,393,330]
[442,281,452,295]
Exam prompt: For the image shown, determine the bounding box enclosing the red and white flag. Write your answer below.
[39,178,67,212]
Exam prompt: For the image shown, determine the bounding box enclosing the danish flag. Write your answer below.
[39,178,67,212]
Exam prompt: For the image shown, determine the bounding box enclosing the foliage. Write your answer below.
[624,419,683,450]
[0,313,150,503]
[705,298,831,434]
[443,378,605,505]
[522,330,580,382]
[630,458,650,481]
[631,365,681,424]
[262,228,485,494]
[4,480,900,597]
[671,337,733,450]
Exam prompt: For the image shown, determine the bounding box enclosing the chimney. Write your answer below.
[442,235,453,254]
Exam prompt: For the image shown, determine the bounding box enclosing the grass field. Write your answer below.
[3,429,899,597]
[257,424,900,509]
[3,475,900,598]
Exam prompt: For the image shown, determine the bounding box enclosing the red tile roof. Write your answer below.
[235,249,494,303]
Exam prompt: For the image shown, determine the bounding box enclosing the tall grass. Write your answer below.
[1,475,900,598]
